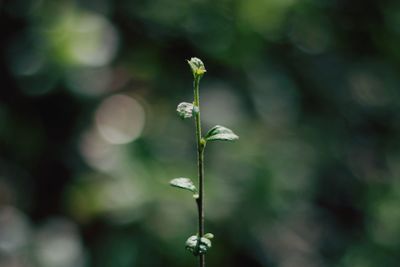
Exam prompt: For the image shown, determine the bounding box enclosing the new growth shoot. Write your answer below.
[170,57,239,267]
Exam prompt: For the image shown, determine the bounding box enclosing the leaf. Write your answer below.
[176,102,197,119]
[203,233,214,239]
[185,235,198,251]
[204,125,239,142]
[200,237,212,251]
[170,178,197,193]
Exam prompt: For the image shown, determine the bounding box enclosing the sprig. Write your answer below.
[169,57,238,267]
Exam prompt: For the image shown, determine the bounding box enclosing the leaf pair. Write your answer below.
[185,234,213,255]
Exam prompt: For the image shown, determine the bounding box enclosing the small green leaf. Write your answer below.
[177,102,195,119]
[185,235,198,253]
[170,178,197,193]
[204,125,239,142]
[203,233,214,239]
[199,237,212,252]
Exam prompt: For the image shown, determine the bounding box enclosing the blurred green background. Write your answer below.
[1,0,400,266]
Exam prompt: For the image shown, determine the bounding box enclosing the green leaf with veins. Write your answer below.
[204,125,239,142]
[170,178,197,193]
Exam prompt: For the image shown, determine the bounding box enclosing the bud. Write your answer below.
[187,57,206,77]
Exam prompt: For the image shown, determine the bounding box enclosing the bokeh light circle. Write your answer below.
[95,94,145,144]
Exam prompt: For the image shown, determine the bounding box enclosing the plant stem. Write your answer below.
[193,75,205,267]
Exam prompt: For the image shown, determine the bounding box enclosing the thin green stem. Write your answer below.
[193,75,205,267]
